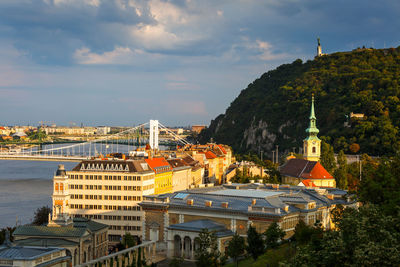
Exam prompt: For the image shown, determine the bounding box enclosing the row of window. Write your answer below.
[110,225,141,231]
[70,204,103,209]
[69,174,154,181]
[70,194,142,201]
[103,215,141,221]
[70,205,141,211]
[69,184,145,191]
[143,184,154,191]
[281,217,299,230]
[123,186,142,191]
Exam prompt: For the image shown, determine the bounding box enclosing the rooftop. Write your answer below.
[145,157,172,171]
[140,183,355,217]
[13,218,108,238]
[0,246,63,260]
[207,189,284,198]
[169,219,233,237]
[280,158,333,180]
[71,159,152,173]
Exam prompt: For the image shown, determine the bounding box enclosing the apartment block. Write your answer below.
[52,160,155,242]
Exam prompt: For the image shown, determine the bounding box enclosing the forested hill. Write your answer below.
[199,47,400,156]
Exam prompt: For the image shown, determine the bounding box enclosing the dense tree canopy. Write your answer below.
[246,225,265,261]
[32,206,51,226]
[200,47,400,157]
[226,232,245,267]
[289,205,400,267]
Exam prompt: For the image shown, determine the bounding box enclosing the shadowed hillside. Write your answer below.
[199,47,400,156]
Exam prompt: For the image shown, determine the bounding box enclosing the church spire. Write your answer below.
[303,94,321,161]
[306,94,319,136]
[310,94,316,119]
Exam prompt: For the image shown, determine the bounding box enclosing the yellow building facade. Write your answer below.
[145,157,173,194]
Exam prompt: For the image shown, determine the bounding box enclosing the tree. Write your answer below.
[358,155,400,214]
[320,141,336,174]
[290,205,400,266]
[246,225,264,260]
[349,143,360,154]
[0,227,16,245]
[264,222,285,249]
[334,150,348,189]
[195,229,222,267]
[32,206,51,225]
[122,232,136,248]
[293,220,320,245]
[226,232,245,267]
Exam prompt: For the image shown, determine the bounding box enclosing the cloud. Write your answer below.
[74,46,134,64]
[256,40,289,61]
[50,0,101,7]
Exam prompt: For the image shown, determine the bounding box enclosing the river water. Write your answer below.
[0,160,77,228]
[0,142,171,228]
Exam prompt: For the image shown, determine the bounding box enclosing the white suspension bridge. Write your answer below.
[0,120,191,162]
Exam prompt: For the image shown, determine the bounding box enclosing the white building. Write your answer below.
[52,160,155,243]
[96,126,111,135]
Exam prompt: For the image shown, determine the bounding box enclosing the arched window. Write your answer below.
[312,147,316,153]
[55,183,59,191]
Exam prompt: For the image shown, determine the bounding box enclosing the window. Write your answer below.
[312,146,316,153]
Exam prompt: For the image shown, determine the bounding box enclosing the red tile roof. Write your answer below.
[301,179,317,187]
[217,145,227,154]
[145,157,172,171]
[280,159,333,179]
[301,161,333,179]
[204,151,217,159]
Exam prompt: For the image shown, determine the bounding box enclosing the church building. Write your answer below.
[280,95,336,188]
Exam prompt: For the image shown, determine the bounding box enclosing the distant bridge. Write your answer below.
[0,120,190,162]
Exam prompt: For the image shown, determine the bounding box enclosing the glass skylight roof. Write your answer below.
[174,193,189,199]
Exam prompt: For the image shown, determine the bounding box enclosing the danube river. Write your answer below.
[0,160,77,228]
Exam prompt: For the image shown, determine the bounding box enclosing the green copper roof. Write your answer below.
[13,225,87,238]
[13,218,108,238]
[306,94,319,136]
[310,95,316,120]
[15,238,78,247]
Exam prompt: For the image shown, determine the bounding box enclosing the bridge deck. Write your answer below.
[0,154,88,162]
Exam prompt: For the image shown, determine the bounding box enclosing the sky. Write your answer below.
[0,0,399,127]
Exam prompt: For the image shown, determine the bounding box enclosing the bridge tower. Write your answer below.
[149,120,159,150]
[49,164,72,226]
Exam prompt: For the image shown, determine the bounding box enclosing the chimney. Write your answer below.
[187,199,194,205]
[251,199,257,205]
[221,202,229,208]
[327,194,334,200]
[205,200,212,207]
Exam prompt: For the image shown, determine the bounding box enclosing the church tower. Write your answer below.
[317,37,323,57]
[303,94,321,161]
[49,164,72,226]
